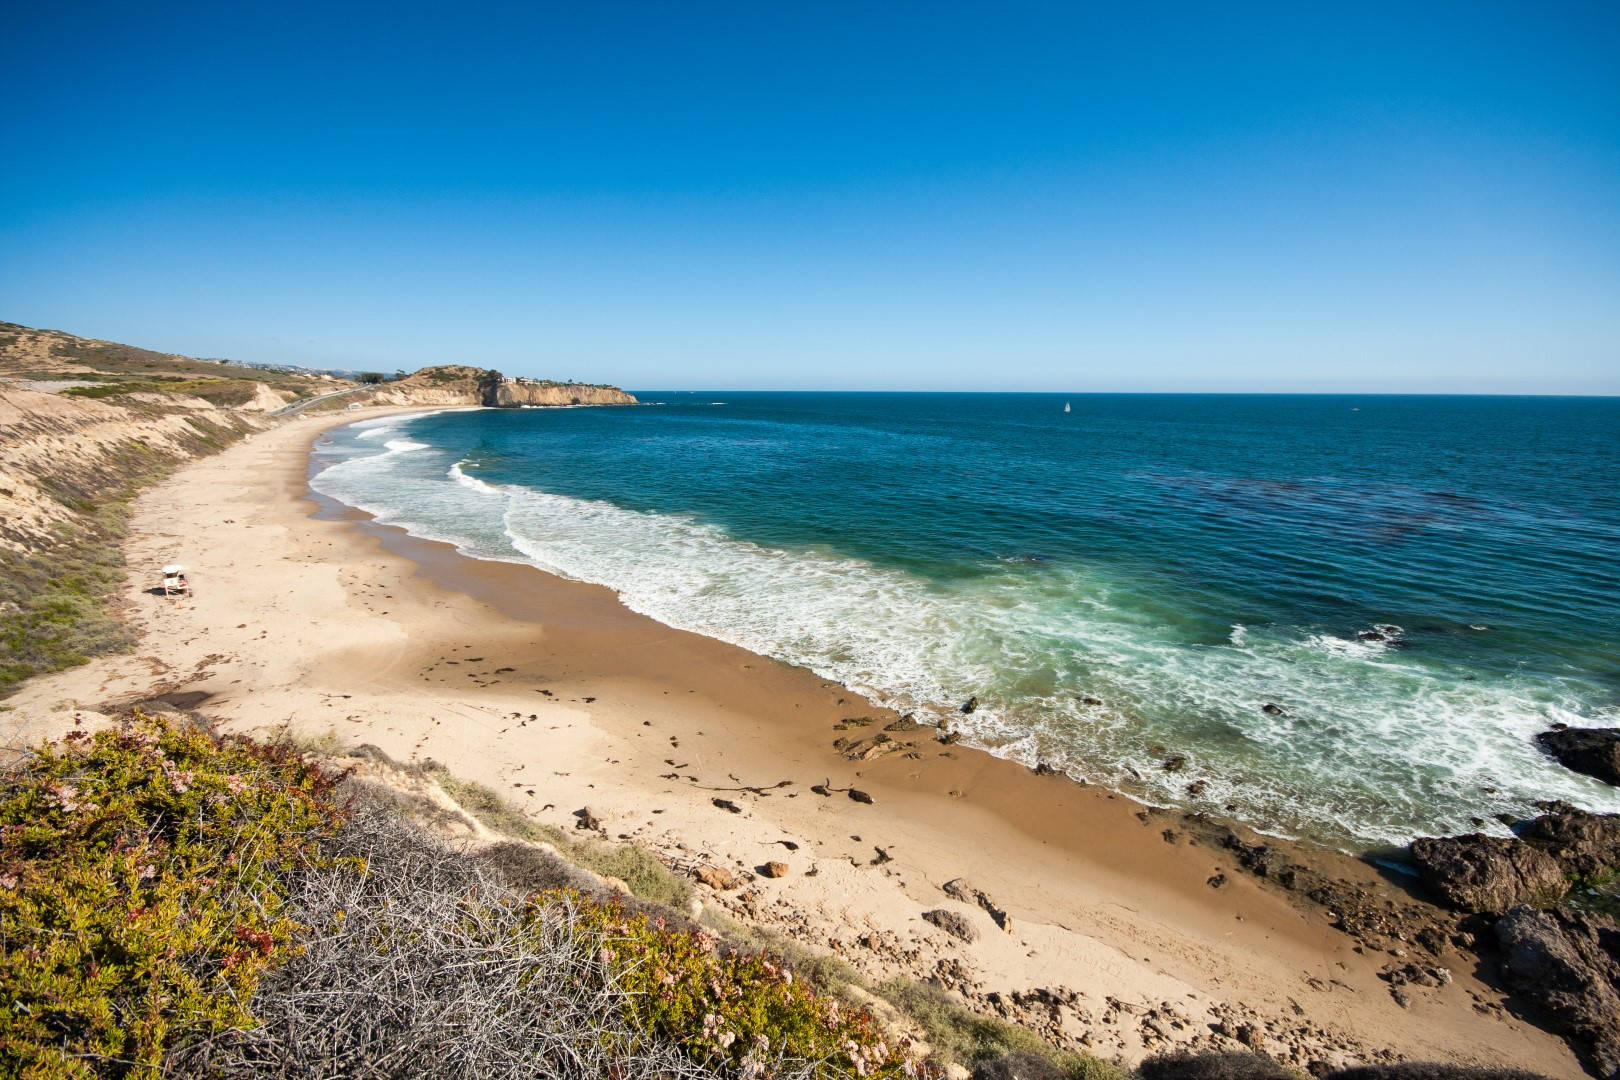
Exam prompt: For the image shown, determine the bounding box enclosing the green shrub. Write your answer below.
[573,894,924,1077]
[0,714,349,1077]
[427,765,693,909]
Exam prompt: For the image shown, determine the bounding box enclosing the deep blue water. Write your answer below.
[311,393,1620,848]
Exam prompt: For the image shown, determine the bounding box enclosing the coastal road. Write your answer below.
[269,385,370,417]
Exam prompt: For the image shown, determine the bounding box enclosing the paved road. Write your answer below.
[268,385,369,417]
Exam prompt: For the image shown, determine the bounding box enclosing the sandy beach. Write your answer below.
[3,408,1588,1076]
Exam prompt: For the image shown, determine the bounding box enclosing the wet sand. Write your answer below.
[3,407,1586,1076]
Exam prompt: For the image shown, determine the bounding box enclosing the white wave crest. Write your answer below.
[310,420,1620,848]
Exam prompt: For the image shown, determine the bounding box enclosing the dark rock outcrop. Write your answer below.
[921,908,978,943]
[942,877,1012,932]
[1408,834,1567,914]
[1518,804,1620,880]
[1495,905,1620,1079]
[1536,728,1620,787]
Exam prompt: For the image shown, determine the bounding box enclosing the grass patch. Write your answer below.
[0,444,174,696]
[421,764,693,910]
[876,978,1128,1080]
[61,377,263,406]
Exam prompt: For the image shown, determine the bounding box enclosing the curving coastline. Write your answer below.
[2,408,1591,1076]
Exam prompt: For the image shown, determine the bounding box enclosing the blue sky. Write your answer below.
[4,2,1618,392]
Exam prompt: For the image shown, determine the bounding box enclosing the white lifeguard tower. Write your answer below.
[161,564,192,597]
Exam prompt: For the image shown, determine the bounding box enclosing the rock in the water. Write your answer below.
[1408,834,1567,914]
[922,908,979,943]
[1163,754,1188,772]
[1495,905,1620,1080]
[760,861,789,878]
[1535,727,1620,786]
[1261,703,1286,716]
[961,696,979,714]
[692,864,741,891]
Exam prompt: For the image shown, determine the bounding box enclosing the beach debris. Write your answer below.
[870,846,893,866]
[573,807,602,831]
[811,782,833,797]
[1379,961,1452,990]
[1207,873,1228,889]
[942,877,1012,932]
[922,908,979,943]
[759,861,790,879]
[693,864,742,890]
[1033,761,1059,776]
[847,788,874,805]
[712,798,743,814]
[699,777,793,796]
[775,840,800,851]
[834,732,910,761]
[832,716,875,730]
[884,717,924,732]
[960,696,978,714]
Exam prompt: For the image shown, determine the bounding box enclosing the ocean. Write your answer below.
[310,393,1620,850]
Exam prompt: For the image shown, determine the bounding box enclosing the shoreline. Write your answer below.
[2,408,1587,1075]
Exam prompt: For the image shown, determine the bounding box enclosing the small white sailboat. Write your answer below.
[1063,401,1071,413]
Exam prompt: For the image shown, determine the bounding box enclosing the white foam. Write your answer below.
[449,460,504,496]
[310,419,1620,848]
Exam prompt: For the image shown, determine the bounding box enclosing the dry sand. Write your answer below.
[2,408,1587,1076]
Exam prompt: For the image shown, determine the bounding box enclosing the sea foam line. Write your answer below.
[311,432,1620,849]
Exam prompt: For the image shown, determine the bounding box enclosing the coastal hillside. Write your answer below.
[0,321,349,693]
[361,364,637,407]
[0,323,632,694]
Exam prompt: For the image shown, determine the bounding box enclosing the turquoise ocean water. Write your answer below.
[311,393,1620,849]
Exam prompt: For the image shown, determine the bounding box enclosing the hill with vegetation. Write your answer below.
[364,364,637,407]
[0,323,354,694]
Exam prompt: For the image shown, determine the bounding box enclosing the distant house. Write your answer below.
[346,402,363,410]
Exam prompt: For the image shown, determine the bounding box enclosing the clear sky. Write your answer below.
[4,1,1618,392]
